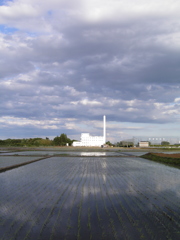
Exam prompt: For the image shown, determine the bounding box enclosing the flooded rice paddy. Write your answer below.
[0,154,180,240]
[0,151,128,156]
[0,156,42,169]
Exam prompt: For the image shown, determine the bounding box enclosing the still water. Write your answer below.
[0,151,122,156]
[0,156,179,240]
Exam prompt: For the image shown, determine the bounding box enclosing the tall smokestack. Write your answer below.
[103,115,106,144]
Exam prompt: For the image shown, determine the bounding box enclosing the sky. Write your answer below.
[0,0,180,143]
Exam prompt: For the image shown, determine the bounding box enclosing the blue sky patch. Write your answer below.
[0,0,13,6]
[0,24,18,34]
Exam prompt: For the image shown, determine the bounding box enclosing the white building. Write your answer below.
[139,141,149,147]
[73,116,106,147]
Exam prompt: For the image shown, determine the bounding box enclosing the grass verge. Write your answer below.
[141,153,180,168]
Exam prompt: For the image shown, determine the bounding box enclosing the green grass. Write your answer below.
[141,153,180,168]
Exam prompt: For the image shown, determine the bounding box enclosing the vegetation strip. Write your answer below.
[141,153,180,168]
[0,156,52,173]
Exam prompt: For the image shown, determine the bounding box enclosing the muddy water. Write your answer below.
[0,156,179,240]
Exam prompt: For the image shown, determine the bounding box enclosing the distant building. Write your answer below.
[73,116,106,147]
[134,136,180,145]
[139,141,149,147]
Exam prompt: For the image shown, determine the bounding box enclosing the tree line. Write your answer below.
[0,134,74,147]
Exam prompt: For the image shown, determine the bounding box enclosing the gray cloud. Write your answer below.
[0,0,180,141]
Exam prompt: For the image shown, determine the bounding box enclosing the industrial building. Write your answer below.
[73,116,106,147]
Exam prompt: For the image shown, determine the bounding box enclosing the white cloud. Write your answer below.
[0,2,38,20]
[0,116,73,130]
[125,108,138,112]
[63,86,84,96]
[82,0,180,23]
[81,99,102,106]
[162,109,179,115]
[71,99,102,106]
[174,97,180,102]
[0,0,180,140]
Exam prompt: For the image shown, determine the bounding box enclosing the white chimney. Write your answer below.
[103,115,106,144]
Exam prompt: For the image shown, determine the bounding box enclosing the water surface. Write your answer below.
[0,156,179,240]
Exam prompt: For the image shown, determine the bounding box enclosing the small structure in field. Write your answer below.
[139,141,149,147]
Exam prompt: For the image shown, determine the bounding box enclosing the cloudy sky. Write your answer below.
[0,0,180,142]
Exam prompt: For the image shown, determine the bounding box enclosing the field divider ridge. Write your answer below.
[0,156,53,173]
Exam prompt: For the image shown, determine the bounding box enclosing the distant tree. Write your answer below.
[53,136,61,146]
[38,138,53,146]
[116,141,134,147]
[59,133,68,145]
[0,136,74,147]
[161,141,170,146]
[0,140,6,146]
[53,134,73,146]
[106,141,114,146]
[115,142,121,147]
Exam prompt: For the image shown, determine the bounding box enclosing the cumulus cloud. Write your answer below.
[0,0,180,141]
